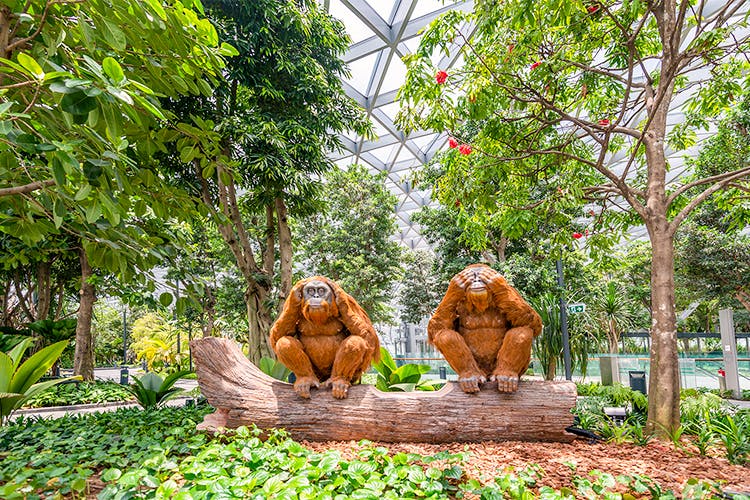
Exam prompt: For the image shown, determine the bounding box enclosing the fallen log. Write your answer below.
[191,337,577,443]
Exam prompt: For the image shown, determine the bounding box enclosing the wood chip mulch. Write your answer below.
[301,437,750,496]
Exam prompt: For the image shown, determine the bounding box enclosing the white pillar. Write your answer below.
[719,309,741,398]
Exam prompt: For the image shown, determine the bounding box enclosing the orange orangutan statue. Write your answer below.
[269,277,380,399]
[428,264,543,394]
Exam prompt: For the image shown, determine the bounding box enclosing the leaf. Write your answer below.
[159,292,173,307]
[53,198,65,228]
[101,20,126,51]
[74,184,92,201]
[102,57,125,84]
[17,53,44,79]
[61,91,98,116]
[219,42,239,57]
[10,340,69,394]
[143,0,167,21]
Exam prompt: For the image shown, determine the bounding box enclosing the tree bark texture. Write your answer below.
[646,230,680,435]
[245,288,273,362]
[275,197,293,313]
[36,260,51,321]
[191,337,577,443]
[73,248,95,381]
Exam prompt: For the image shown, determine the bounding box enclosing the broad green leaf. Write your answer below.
[143,0,167,20]
[102,57,125,84]
[17,53,44,79]
[101,20,126,51]
[60,91,97,116]
[9,340,69,394]
[159,292,173,307]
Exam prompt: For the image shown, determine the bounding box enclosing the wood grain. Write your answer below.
[191,337,577,443]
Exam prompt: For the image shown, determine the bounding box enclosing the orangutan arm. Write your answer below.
[269,280,305,349]
[480,269,543,337]
[330,280,381,363]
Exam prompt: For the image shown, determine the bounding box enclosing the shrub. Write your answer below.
[22,380,132,408]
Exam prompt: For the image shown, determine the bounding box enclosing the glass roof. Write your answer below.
[321,0,475,250]
[322,0,748,250]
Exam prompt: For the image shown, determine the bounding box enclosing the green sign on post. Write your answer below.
[567,303,586,314]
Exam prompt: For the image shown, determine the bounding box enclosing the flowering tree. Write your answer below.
[398,0,750,434]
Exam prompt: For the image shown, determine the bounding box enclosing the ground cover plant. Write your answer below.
[22,381,132,408]
[574,383,750,465]
[1,405,749,499]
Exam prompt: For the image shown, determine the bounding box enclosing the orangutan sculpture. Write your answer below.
[428,264,543,393]
[269,277,380,399]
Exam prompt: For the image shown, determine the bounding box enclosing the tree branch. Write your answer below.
[0,179,54,197]
[669,168,750,234]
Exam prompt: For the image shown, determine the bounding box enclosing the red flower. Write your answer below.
[587,4,600,13]
[455,199,461,207]
[598,119,610,126]
[458,144,472,155]
[435,70,448,84]
[585,229,589,236]
[508,43,515,53]
[530,61,541,70]
[718,368,726,377]
[572,232,583,240]
[448,137,459,148]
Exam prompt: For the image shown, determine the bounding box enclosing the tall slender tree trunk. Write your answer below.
[646,228,680,435]
[276,198,293,313]
[74,248,96,381]
[36,260,51,321]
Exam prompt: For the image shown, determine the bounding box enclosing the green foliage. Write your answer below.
[0,405,743,498]
[259,356,292,382]
[372,348,443,392]
[22,380,132,408]
[397,250,442,324]
[530,294,563,380]
[0,329,30,353]
[0,0,227,282]
[26,318,77,345]
[711,412,750,466]
[129,312,189,371]
[295,165,403,324]
[0,339,80,424]
[0,406,212,497]
[575,382,648,413]
[125,370,191,409]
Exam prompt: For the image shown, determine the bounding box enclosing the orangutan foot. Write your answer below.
[293,376,320,399]
[490,371,519,393]
[324,377,351,399]
[457,371,487,393]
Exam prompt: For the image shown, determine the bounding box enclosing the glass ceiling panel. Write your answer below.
[322,0,741,251]
[328,0,375,43]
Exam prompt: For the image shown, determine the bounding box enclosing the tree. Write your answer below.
[398,0,750,434]
[0,0,229,378]
[170,0,368,362]
[295,165,403,324]
[397,250,442,325]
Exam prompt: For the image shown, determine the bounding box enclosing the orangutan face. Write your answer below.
[465,269,490,313]
[301,280,335,324]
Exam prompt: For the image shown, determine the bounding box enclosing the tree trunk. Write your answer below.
[646,230,680,436]
[73,248,96,381]
[275,197,293,313]
[202,285,216,337]
[544,356,557,381]
[246,286,273,364]
[36,260,51,321]
[191,337,577,443]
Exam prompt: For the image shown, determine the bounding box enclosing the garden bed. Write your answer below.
[304,438,750,496]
